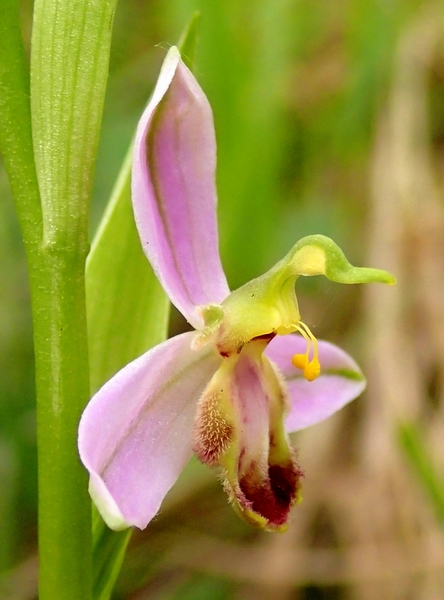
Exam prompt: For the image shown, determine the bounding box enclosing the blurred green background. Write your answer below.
[2,0,444,598]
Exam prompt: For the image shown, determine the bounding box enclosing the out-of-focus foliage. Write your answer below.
[2,0,444,598]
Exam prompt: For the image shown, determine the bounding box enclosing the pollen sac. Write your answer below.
[292,354,308,370]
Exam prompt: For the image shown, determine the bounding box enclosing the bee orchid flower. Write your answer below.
[78,47,395,532]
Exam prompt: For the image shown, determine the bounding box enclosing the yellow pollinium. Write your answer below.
[291,321,321,382]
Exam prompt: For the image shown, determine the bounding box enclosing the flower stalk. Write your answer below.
[33,252,92,600]
[28,0,117,597]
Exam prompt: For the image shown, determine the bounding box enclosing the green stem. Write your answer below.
[33,248,92,599]
[29,0,117,597]
[0,1,94,596]
[2,0,118,595]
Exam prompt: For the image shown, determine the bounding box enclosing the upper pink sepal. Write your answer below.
[265,334,366,432]
[78,332,221,530]
[132,47,229,329]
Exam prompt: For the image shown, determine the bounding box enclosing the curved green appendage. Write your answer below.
[211,233,395,354]
[286,234,396,285]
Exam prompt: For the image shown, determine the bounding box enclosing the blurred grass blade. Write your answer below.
[167,0,297,286]
[177,11,201,71]
[88,16,201,600]
[0,439,18,572]
[398,422,444,524]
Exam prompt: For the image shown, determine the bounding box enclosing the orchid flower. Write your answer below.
[78,47,395,533]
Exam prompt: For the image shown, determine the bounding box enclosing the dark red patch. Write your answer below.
[239,462,303,527]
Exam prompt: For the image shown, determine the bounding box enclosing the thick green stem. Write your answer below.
[33,248,92,599]
[30,0,117,597]
[0,0,95,594]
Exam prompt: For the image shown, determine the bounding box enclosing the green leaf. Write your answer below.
[87,145,169,600]
[87,147,170,393]
[168,574,233,600]
[92,508,132,600]
[87,4,202,393]
[31,0,117,253]
[0,0,42,256]
[88,15,202,598]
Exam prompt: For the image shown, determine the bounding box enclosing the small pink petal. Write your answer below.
[132,47,229,328]
[78,332,221,530]
[265,334,366,432]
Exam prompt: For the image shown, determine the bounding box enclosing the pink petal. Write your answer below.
[78,332,221,530]
[265,334,366,432]
[132,48,229,328]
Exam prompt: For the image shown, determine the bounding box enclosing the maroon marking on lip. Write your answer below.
[239,461,302,528]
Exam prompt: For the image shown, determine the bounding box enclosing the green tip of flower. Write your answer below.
[287,234,396,286]
[192,303,225,349]
[198,303,224,328]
